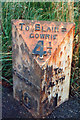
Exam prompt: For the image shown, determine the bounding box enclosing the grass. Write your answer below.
[1,2,80,96]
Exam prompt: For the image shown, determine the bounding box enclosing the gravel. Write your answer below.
[2,86,80,119]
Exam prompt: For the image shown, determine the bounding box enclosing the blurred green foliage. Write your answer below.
[1,2,80,96]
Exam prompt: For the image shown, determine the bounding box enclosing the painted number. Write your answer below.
[32,40,46,59]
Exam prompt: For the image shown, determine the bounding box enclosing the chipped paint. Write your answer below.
[12,20,75,118]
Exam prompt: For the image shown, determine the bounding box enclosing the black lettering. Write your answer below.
[32,40,46,59]
[35,24,40,31]
[47,27,51,31]
[62,76,65,81]
[35,33,39,38]
[25,26,29,31]
[58,68,62,73]
[56,80,58,84]
[48,49,51,54]
[47,41,52,50]
[40,34,45,39]
[42,26,46,32]
[62,28,66,32]
[59,77,62,82]
[30,33,34,38]
[51,34,52,40]
[59,76,65,82]
[54,68,58,74]
[54,27,59,32]
[53,34,57,40]
[45,34,50,39]
[48,82,55,88]
[49,42,51,46]
[19,23,25,30]
[52,27,54,32]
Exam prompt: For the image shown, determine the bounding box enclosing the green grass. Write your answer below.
[1,2,80,96]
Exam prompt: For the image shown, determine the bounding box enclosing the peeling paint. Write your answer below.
[12,20,75,118]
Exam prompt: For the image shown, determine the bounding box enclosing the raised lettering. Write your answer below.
[47,27,51,32]
[62,28,66,32]
[19,23,25,30]
[40,34,45,39]
[45,34,50,39]
[30,33,34,38]
[35,24,40,31]
[53,34,57,40]
[42,26,46,32]
[25,26,29,31]
[35,33,39,38]
[32,40,46,59]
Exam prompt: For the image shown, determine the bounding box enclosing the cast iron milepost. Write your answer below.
[12,20,75,118]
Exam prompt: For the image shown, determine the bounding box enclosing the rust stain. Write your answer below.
[12,19,75,67]
[12,19,75,118]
